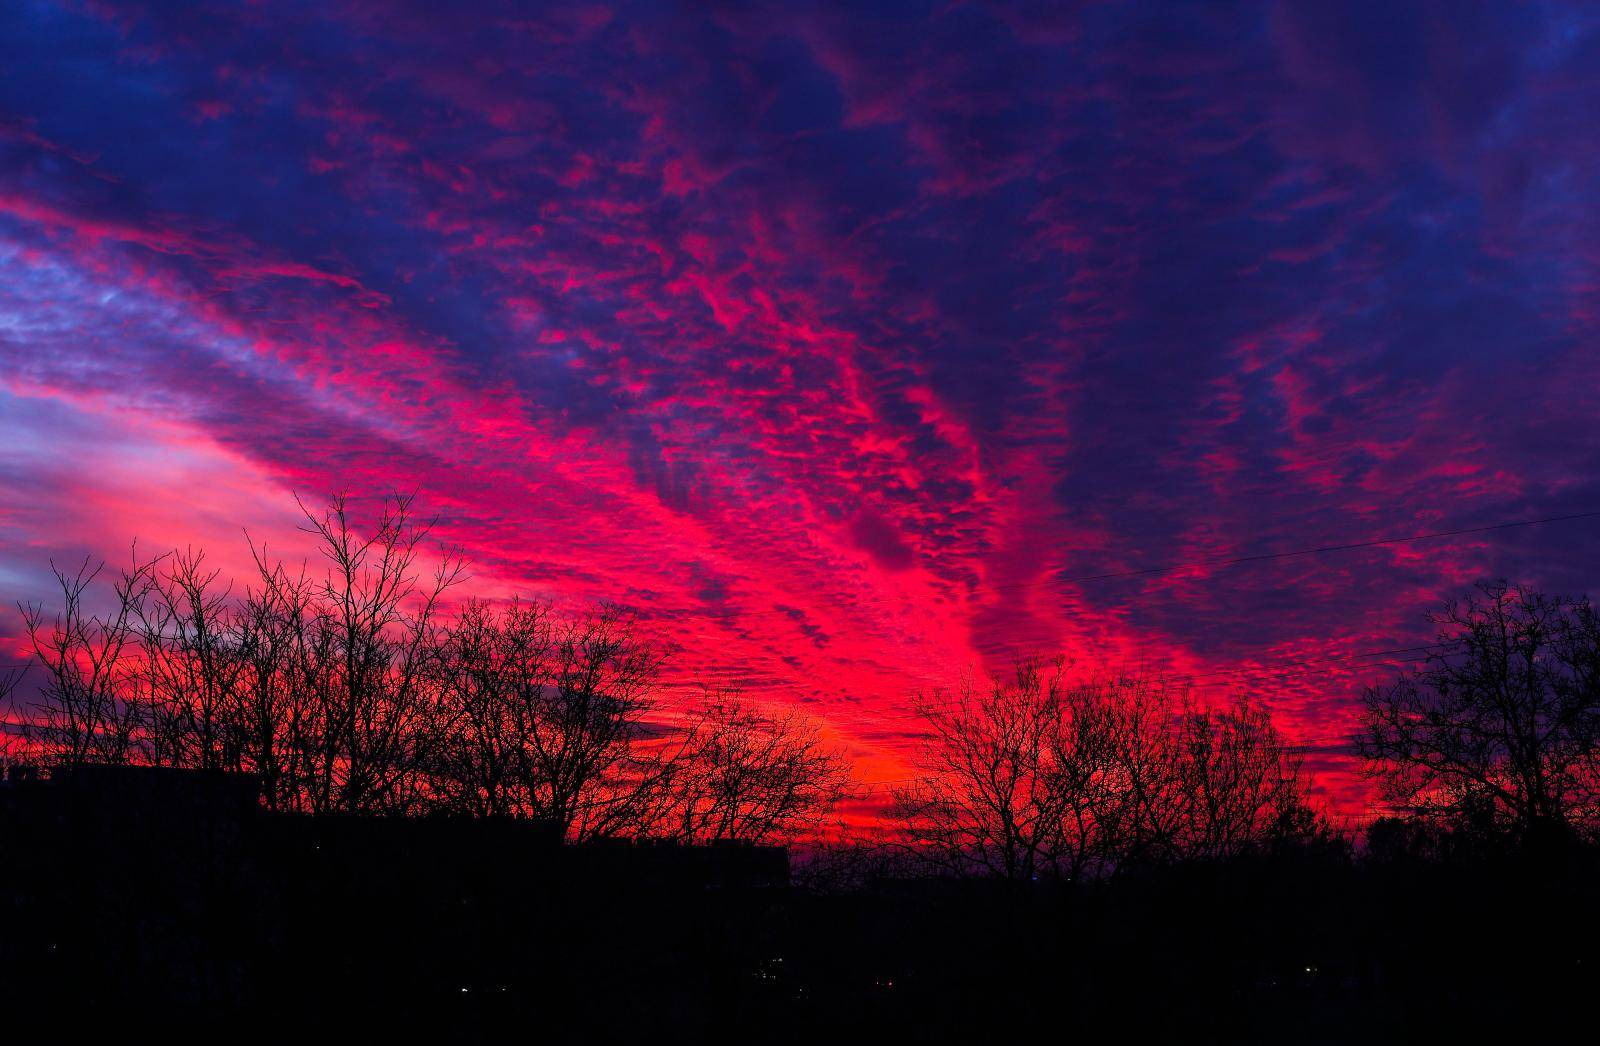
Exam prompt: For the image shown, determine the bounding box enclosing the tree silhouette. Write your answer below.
[136,547,246,771]
[287,491,464,814]
[18,552,159,768]
[894,661,1320,879]
[228,552,319,811]
[1359,581,1600,846]
[1166,695,1317,861]
[4,490,857,845]
[892,658,1080,880]
[433,598,684,837]
[432,596,557,818]
[668,690,849,843]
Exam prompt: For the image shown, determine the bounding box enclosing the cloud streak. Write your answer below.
[3,0,1600,814]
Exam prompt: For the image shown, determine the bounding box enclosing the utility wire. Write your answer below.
[1049,510,1600,585]
[623,508,1600,639]
[657,640,1463,710]
[638,509,1600,718]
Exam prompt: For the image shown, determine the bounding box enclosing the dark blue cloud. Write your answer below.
[3,0,1600,810]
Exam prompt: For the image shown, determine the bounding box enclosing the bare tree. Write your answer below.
[1168,696,1314,861]
[275,492,464,815]
[432,598,685,838]
[1358,581,1600,844]
[136,548,246,770]
[895,662,1323,879]
[0,661,26,765]
[524,604,673,839]
[226,555,320,810]
[18,552,159,769]
[892,658,1080,880]
[668,690,850,844]
[1061,674,1187,871]
[432,596,556,818]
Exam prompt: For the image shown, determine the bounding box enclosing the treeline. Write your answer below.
[845,579,1599,882]
[4,493,846,843]
[890,666,1327,880]
[6,492,1600,866]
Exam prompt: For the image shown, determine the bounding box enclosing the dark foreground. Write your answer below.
[2,766,1593,1043]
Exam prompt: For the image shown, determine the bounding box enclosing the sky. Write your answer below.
[3,0,1600,817]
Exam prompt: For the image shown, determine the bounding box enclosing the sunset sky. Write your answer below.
[4,1,1600,817]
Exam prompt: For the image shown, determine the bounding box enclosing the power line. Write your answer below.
[657,638,1464,708]
[1179,648,1454,690]
[1051,510,1600,585]
[633,509,1600,719]
[620,508,1600,652]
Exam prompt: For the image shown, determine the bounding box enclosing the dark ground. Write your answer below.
[2,766,1593,1043]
